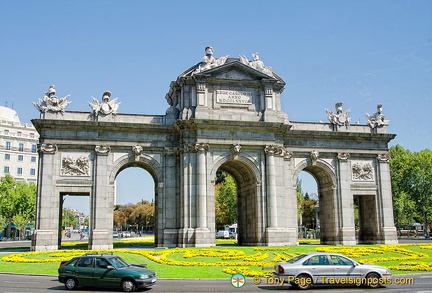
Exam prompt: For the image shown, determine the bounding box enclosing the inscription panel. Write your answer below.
[216,90,253,105]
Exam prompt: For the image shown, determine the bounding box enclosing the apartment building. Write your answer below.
[0,106,39,184]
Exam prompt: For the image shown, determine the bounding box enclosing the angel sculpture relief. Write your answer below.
[89,91,120,116]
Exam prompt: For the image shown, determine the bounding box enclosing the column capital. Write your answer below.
[164,147,180,157]
[38,143,57,154]
[377,153,391,163]
[95,145,110,155]
[337,152,350,161]
[264,145,278,155]
[195,142,209,152]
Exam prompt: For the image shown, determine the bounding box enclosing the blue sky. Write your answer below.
[1,1,431,215]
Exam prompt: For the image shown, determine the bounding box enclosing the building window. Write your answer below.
[30,133,35,138]
[4,166,9,173]
[17,167,23,175]
[18,143,24,152]
[31,156,37,162]
[30,169,36,176]
[5,141,11,150]
[4,129,9,135]
[31,144,37,153]
[4,154,10,160]
[17,131,22,137]
[18,155,23,161]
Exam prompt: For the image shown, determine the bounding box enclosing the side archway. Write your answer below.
[108,154,163,245]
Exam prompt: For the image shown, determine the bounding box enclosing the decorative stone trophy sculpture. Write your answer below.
[89,91,121,116]
[33,85,71,114]
[366,104,389,128]
[325,102,351,129]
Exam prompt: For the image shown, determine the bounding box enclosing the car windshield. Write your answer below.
[286,254,309,264]
[108,257,130,269]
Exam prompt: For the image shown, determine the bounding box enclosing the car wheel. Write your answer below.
[121,279,136,292]
[65,277,78,290]
[366,272,381,288]
[292,274,313,290]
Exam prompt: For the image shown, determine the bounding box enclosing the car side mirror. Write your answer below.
[106,265,114,270]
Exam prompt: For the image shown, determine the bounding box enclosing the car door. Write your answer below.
[330,255,362,279]
[74,257,94,286]
[302,255,334,281]
[92,257,119,288]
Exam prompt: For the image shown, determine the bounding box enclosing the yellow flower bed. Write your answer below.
[2,243,432,276]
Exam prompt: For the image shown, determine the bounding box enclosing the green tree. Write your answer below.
[62,208,79,229]
[12,214,28,240]
[0,175,36,239]
[215,173,237,230]
[390,146,432,237]
[392,191,418,225]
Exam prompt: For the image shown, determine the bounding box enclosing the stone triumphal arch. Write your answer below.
[31,48,397,251]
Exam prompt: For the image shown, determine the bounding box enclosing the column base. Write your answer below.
[194,227,214,247]
[162,229,179,248]
[178,228,196,248]
[339,227,357,245]
[265,227,297,246]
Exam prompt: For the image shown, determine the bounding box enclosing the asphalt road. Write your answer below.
[0,273,431,293]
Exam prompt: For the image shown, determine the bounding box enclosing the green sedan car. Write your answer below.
[58,253,157,292]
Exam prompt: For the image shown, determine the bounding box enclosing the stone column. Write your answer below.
[31,144,59,251]
[337,153,356,245]
[194,142,211,247]
[162,147,179,247]
[89,146,113,250]
[282,149,298,245]
[376,153,398,244]
[178,144,196,247]
[265,145,278,228]
[195,143,209,228]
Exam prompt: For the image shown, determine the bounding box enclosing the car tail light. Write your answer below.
[278,265,284,274]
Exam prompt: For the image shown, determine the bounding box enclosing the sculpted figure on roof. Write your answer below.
[240,52,273,76]
[325,102,351,128]
[33,85,71,114]
[366,104,389,128]
[89,91,120,116]
[193,46,228,74]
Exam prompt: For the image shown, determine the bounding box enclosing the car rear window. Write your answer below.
[66,258,78,267]
[286,254,308,264]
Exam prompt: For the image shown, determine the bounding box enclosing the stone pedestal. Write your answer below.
[89,229,113,250]
[194,228,214,247]
[31,230,58,251]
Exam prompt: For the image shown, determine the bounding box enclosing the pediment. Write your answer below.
[179,59,285,84]
[196,60,276,81]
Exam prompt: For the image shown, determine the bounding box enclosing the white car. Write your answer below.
[274,252,391,289]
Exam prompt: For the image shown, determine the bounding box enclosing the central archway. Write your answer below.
[211,156,261,246]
